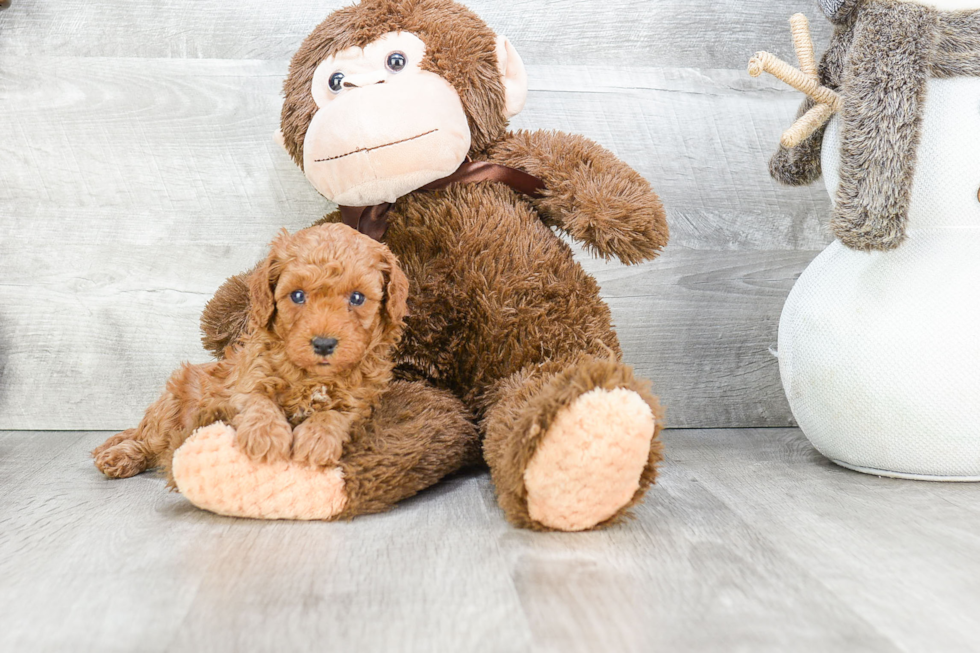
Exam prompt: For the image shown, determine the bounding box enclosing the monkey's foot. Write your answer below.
[172,422,347,520]
[523,388,656,531]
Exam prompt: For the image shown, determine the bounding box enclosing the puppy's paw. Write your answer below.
[94,440,149,479]
[234,412,292,463]
[292,420,344,467]
[91,428,137,458]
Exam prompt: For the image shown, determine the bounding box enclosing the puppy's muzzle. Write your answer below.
[312,337,339,357]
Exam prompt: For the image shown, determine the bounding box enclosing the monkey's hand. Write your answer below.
[488,130,668,265]
[201,271,252,359]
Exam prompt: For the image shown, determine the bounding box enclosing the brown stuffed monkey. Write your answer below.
[202,0,669,531]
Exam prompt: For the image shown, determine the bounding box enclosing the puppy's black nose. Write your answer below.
[312,337,339,357]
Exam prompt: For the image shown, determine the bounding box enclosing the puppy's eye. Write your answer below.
[385,52,407,73]
[349,291,366,307]
[328,72,345,93]
[290,290,307,305]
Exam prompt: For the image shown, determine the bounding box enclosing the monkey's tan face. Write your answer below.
[304,32,472,207]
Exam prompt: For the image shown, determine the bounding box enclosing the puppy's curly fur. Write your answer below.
[93,223,409,482]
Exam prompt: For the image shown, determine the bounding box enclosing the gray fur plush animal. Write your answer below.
[772,0,980,251]
[760,0,980,482]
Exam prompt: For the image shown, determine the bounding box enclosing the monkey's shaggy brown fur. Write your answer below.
[481,355,664,530]
[771,0,980,252]
[337,379,481,518]
[94,224,415,483]
[203,0,669,530]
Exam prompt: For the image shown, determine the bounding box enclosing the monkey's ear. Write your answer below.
[495,36,528,119]
[248,230,289,331]
[274,129,287,153]
[818,0,860,23]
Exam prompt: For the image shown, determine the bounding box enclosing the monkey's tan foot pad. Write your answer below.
[524,388,655,531]
[172,422,348,520]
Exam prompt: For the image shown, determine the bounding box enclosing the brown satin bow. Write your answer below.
[339,160,546,241]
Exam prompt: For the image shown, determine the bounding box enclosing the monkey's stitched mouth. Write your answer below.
[314,129,439,163]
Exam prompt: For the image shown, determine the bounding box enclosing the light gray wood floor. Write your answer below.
[3,428,979,653]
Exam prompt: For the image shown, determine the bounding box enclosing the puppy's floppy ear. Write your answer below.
[248,229,290,331]
[378,244,409,333]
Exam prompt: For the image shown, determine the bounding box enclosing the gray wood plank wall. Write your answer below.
[0,1,835,430]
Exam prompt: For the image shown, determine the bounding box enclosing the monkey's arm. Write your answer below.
[489,130,668,265]
[201,271,252,358]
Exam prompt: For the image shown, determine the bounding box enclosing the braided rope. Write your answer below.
[748,51,842,110]
[747,13,842,147]
[791,14,818,78]
[782,103,836,148]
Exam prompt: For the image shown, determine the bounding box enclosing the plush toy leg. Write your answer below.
[171,381,480,521]
[336,380,481,518]
[173,422,347,520]
[482,355,664,532]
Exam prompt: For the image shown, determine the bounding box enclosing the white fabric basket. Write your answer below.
[778,78,980,480]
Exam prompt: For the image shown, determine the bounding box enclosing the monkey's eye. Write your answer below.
[290,290,307,305]
[328,72,345,93]
[349,291,366,307]
[385,52,407,73]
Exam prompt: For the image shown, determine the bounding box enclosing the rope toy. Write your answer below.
[748,14,842,148]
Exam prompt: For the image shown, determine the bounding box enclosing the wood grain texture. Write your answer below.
[0,241,813,429]
[0,1,837,430]
[0,0,833,68]
[668,428,980,652]
[3,429,979,652]
[0,60,833,248]
[0,54,825,430]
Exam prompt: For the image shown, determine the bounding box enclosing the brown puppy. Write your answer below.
[93,223,409,481]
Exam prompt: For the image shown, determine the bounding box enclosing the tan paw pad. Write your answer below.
[524,388,655,531]
[172,422,348,520]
